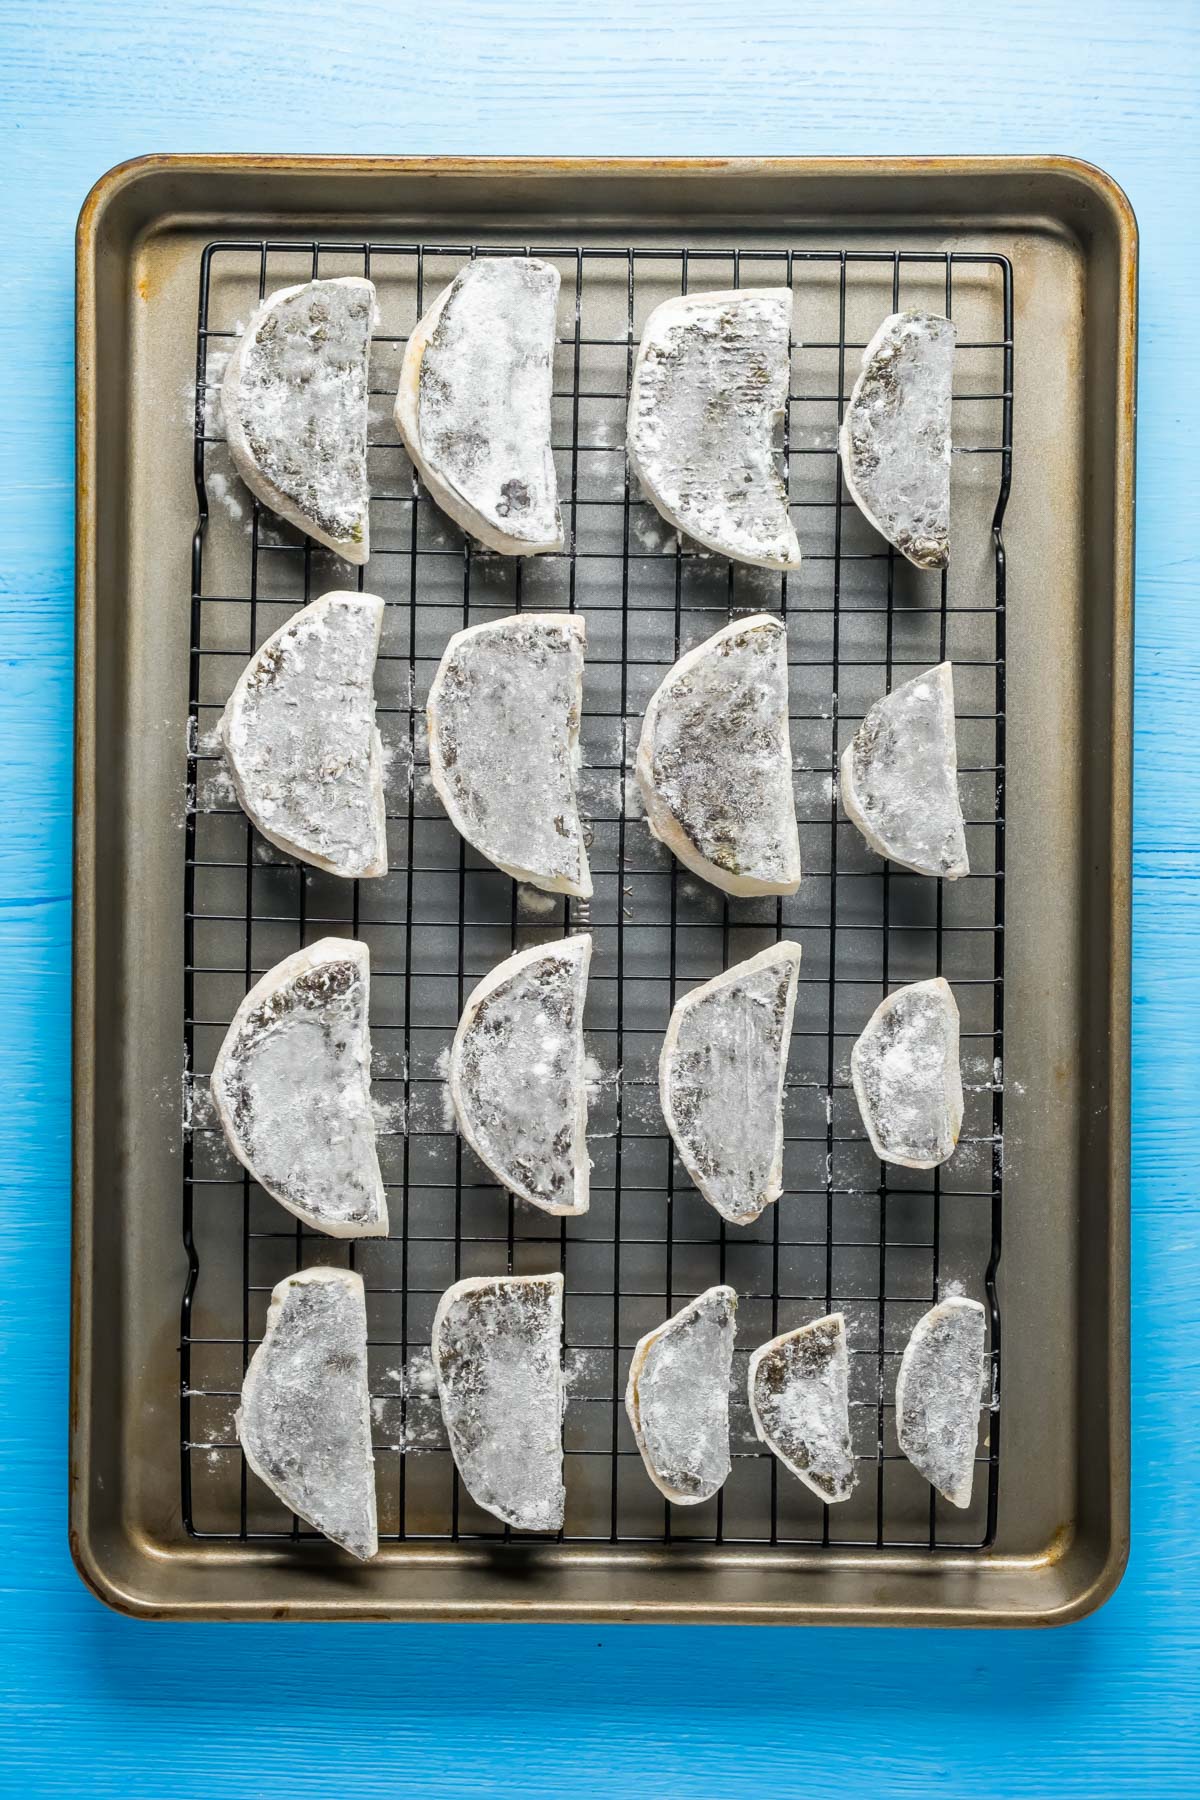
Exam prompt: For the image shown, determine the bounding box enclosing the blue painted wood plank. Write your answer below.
[1,1,1198,1793]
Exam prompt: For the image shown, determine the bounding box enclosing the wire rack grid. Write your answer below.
[181,234,1011,1552]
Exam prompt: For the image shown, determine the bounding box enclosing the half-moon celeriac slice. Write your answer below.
[431,1273,565,1532]
[627,290,800,569]
[426,612,590,897]
[625,1286,737,1505]
[395,257,563,554]
[222,277,374,562]
[210,937,387,1237]
[896,1296,987,1508]
[839,310,956,570]
[237,1267,378,1559]
[840,661,968,879]
[637,614,801,896]
[748,1312,857,1503]
[660,942,800,1226]
[449,935,591,1216]
[850,976,963,1171]
[219,591,388,879]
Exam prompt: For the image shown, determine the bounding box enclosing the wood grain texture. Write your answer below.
[1,0,1198,1792]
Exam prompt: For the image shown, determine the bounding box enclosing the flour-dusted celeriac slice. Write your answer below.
[237,1267,378,1558]
[839,310,956,571]
[637,614,801,896]
[748,1312,857,1503]
[427,612,590,897]
[660,942,800,1226]
[431,1273,565,1532]
[219,592,388,879]
[210,937,387,1237]
[850,976,963,1171]
[896,1296,987,1508]
[450,936,591,1215]
[222,277,374,562]
[627,290,800,570]
[626,1286,737,1504]
[395,257,563,555]
[840,662,968,880]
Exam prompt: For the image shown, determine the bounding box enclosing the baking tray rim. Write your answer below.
[75,147,1141,223]
[71,153,1134,1625]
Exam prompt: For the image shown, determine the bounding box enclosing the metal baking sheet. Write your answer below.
[72,157,1133,1624]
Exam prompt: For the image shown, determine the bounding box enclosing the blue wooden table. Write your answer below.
[2,2,1197,1792]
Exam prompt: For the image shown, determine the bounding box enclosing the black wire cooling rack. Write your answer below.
[181,237,1011,1551]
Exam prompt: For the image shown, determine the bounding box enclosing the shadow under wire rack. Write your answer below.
[181,236,1011,1553]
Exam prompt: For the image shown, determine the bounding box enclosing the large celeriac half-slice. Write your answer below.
[660,942,800,1226]
[839,311,956,571]
[896,1296,987,1508]
[395,257,563,555]
[449,935,591,1216]
[627,289,800,569]
[850,976,963,1170]
[625,1286,737,1505]
[237,1267,378,1559]
[426,612,590,897]
[840,661,968,880]
[431,1273,565,1532]
[222,277,374,562]
[210,937,387,1237]
[637,614,800,896]
[748,1312,857,1503]
[219,591,388,879]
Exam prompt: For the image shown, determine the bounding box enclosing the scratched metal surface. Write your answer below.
[2,1,1197,1795]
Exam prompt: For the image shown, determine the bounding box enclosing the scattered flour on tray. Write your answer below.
[434,1044,456,1130]
[381,732,414,805]
[205,468,246,525]
[517,883,559,917]
[632,509,674,554]
[371,1093,407,1136]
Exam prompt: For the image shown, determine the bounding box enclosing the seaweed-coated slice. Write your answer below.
[219,592,388,879]
[660,942,800,1226]
[210,937,387,1237]
[431,1274,565,1532]
[627,290,800,570]
[895,1296,987,1508]
[625,1286,737,1504]
[395,257,563,555]
[427,612,591,897]
[237,1267,378,1559]
[850,976,963,1171]
[222,277,374,563]
[748,1313,857,1503]
[449,936,591,1216]
[840,661,968,880]
[839,310,956,571]
[637,614,801,896]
